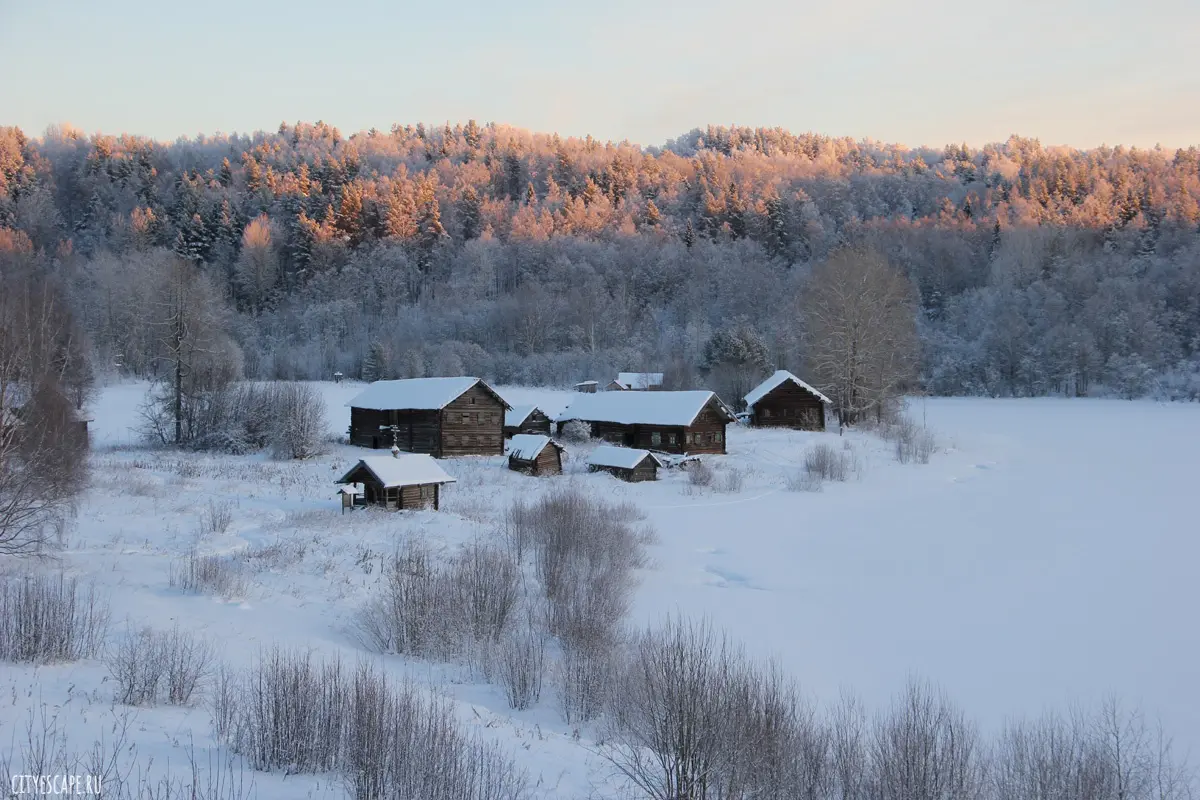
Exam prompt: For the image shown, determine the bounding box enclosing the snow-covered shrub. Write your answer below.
[498,624,545,711]
[887,415,937,464]
[269,382,327,460]
[715,466,744,493]
[106,623,214,707]
[555,635,615,725]
[805,443,848,481]
[558,419,591,443]
[106,627,165,705]
[786,469,824,492]
[687,459,715,487]
[0,572,109,663]
[452,542,520,646]
[170,550,247,600]
[214,650,528,799]
[239,539,307,571]
[201,499,235,535]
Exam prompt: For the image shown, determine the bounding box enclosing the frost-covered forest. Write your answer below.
[2,121,1198,399]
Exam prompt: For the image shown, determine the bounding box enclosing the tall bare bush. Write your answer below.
[0,572,109,662]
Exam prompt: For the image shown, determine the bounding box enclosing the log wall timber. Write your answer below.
[439,383,506,457]
[750,381,826,431]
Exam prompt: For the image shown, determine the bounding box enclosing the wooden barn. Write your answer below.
[554,390,735,455]
[606,372,664,391]
[335,453,457,511]
[587,445,662,482]
[504,404,552,437]
[347,377,510,457]
[507,434,565,476]
[743,370,831,431]
[573,381,599,394]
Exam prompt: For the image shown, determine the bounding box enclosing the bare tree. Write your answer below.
[141,256,242,446]
[0,271,90,554]
[802,246,919,427]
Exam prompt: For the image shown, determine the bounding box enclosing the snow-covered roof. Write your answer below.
[504,404,540,428]
[556,390,732,427]
[587,445,662,470]
[574,380,599,386]
[338,484,362,495]
[346,377,509,411]
[507,434,560,461]
[337,455,457,488]
[616,372,664,390]
[744,370,832,409]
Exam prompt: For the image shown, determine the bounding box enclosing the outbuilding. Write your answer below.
[743,370,831,431]
[586,445,662,482]
[507,434,566,476]
[573,381,599,394]
[335,453,457,511]
[503,404,553,437]
[555,390,735,454]
[347,377,510,457]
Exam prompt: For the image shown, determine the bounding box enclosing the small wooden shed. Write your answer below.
[504,404,552,437]
[335,453,457,511]
[613,372,664,391]
[573,381,599,394]
[507,434,565,476]
[587,445,662,482]
[743,370,831,431]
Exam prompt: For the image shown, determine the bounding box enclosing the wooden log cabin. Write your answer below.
[335,453,457,511]
[743,370,831,432]
[554,390,734,455]
[612,372,664,391]
[347,377,509,457]
[503,404,552,437]
[507,434,565,476]
[573,381,599,393]
[586,445,662,482]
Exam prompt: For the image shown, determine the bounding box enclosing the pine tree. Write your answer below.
[525,182,536,206]
[683,219,696,248]
[644,200,662,228]
[457,187,481,240]
[336,181,365,247]
[362,340,388,382]
[218,157,233,188]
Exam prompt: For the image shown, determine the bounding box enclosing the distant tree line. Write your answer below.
[1,121,1198,403]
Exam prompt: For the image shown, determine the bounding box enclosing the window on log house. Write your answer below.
[668,433,677,445]
[651,432,661,445]
[470,397,476,404]
[763,408,771,418]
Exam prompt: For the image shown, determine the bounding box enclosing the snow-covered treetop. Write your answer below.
[616,372,664,390]
[556,390,732,427]
[346,377,508,411]
[744,370,831,409]
[337,455,457,488]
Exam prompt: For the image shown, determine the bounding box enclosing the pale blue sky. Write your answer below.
[2,0,1197,149]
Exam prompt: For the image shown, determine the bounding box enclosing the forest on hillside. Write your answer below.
[2,120,1199,401]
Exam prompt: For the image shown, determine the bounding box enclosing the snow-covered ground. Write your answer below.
[2,383,1197,797]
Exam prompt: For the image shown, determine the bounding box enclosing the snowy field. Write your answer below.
[2,382,1197,797]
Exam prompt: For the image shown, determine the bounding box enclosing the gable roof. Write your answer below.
[504,404,542,428]
[587,445,662,470]
[347,377,510,411]
[556,390,733,427]
[744,370,832,409]
[507,434,562,461]
[617,372,664,390]
[337,455,457,488]
[574,380,599,386]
